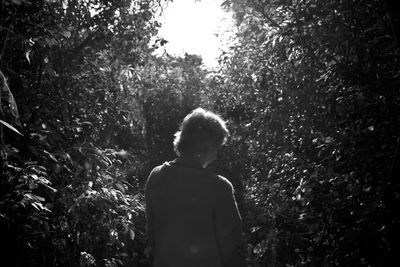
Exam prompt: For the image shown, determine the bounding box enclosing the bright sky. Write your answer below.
[154,0,235,68]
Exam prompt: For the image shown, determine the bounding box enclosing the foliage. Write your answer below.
[1,0,211,265]
[1,0,399,266]
[0,0,166,266]
[211,0,400,266]
[121,53,207,168]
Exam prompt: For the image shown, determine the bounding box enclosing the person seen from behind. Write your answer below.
[145,108,247,267]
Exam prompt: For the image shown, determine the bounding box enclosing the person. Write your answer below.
[145,108,247,267]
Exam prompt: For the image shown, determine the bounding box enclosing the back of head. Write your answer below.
[173,108,229,156]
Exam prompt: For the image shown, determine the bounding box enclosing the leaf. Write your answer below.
[129,229,135,240]
[0,119,23,136]
[8,92,19,119]
[115,183,125,193]
[62,0,68,9]
[114,150,129,159]
[160,39,168,46]
[31,202,51,212]
[24,192,45,202]
[44,37,58,47]
[28,179,39,189]
[0,71,19,118]
[25,50,31,64]
[43,150,59,162]
[12,0,22,5]
[60,30,71,38]
[42,183,57,194]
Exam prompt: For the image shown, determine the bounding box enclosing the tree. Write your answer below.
[121,53,208,172]
[1,0,167,265]
[211,0,400,265]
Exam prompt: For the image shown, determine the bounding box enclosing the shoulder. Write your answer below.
[149,164,164,177]
[145,163,168,189]
[215,175,235,193]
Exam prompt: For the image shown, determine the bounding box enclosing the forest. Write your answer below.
[0,0,399,266]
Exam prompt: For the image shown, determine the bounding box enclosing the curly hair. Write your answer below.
[173,108,229,156]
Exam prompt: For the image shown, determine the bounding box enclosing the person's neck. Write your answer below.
[176,154,206,169]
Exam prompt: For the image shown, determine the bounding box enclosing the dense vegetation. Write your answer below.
[1,0,399,266]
